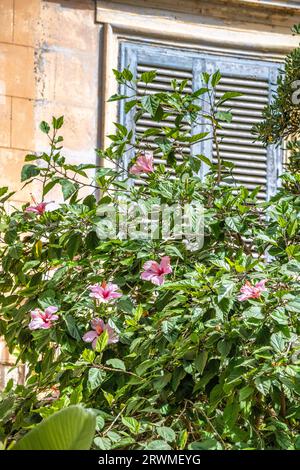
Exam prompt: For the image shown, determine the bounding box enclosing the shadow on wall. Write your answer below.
[43,0,96,11]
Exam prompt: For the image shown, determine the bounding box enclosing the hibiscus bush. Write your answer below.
[0,41,300,450]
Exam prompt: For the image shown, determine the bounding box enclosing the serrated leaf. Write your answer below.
[121,416,140,434]
[217,281,235,302]
[141,94,160,117]
[145,440,172,450]
[88,368,106,391]
[40,121,50,134]
[194,350,208,374]
[157,426,176,442]
[106,358,126,371]
[21,164,40,182]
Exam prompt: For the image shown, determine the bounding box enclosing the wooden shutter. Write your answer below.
[135,63,193,178]
[202,56,281,200]
[119,42,282,198]
[119,42,200,181]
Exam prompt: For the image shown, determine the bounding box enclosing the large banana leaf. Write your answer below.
[14,406,96,450]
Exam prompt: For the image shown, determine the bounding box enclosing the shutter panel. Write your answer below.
[203,56,281,200]
[119,43,282,198]
[136,64,193,180]
[119,42,196,184]
[214,75,269,200]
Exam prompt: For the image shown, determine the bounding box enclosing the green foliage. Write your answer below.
[14,406,96,450]
[0,51,299,451]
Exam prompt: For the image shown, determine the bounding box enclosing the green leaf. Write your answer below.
[24,154,37,162]
[215,111,232,123]
[121,416,140,434]
[270,333,286,353]
[88,368,106,391]
[64,314,81,341]
[108,94,128,102]
[140,70,157,84]
[141,95,160,117]
[178,429,188,449]
[14,406,96,450]
[106,358,126,371]
[157,426,176,442]
[189,439,222,450]
[21,164,40,182]
[189,132,209,143]
[211,70,222,87]
[145,440,172,450]
[217,339,232,358]
[225,216,242,232]
[195,154,213,167]
[94,437,111,450]
[52,116,64,130]
[40,121,50,134]
[239,385,254,401]
[60,179,78,200]
[217,280,235,302]
[43,180,57,196]
[82,349,95,363]
[202,72,210,84]
[270,308,288,325]
[194,350,208,374]
[153,373,172,391]
[216,91,243,106]
[255,377,271,395]
[95,330,109,353]
[95,415,105,431]
[124,99,137,113]
[192,87,208,98]
[66,232,81,259]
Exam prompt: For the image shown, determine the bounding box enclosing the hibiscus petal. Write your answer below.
[45,306,58,315]
[82,330,98,343]
[143,260,160,272]
[141,271,155,282]
[91,318,105,330]
[151,274,165,286]
[29,318,44,330]
[256,280,267,290]
[160,256,172,274]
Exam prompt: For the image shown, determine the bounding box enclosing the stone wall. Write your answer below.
[0,0,101,387]
[0,0,37,201]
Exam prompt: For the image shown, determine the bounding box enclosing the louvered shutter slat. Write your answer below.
[133,62,193,185]
[120,43,282,198]
[211,73,271,200]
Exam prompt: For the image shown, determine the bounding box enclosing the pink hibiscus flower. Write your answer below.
[82,318,119,350]
[29,306,59,330]
[141,256,172,286]
[25,201,50,215]
[129,151,154,175]
[88,281,122,303]
[238,279,267,301]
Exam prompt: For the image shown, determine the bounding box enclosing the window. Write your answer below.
[118,41,282,200]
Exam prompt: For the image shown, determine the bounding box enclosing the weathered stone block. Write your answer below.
[14,0,40,46]
[0,0,13,43]
[0,95,11,148]
[0,43,34,98]
[12,97,34,150]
